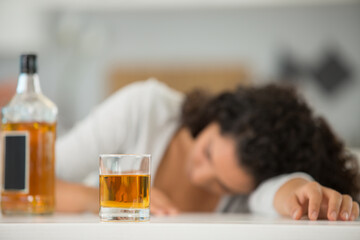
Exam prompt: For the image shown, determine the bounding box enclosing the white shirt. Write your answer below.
[56,79,313,215]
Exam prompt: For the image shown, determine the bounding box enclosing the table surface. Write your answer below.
[1,213,359,240]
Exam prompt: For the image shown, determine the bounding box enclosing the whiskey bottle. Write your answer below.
[1,54,58,215]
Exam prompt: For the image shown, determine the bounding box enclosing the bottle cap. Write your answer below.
[20,54,37,74]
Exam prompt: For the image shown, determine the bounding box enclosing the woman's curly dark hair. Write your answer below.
[181,84,360,201]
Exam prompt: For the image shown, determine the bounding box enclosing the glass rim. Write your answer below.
[99,154,151,158]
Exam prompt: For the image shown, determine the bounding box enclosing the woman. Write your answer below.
[56,79,360,221]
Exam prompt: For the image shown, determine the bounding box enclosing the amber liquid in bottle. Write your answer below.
[1,54,57,215]
[100,174,150,209]
[1,122,56,214]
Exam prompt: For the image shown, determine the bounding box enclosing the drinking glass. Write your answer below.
[99,154,151,221]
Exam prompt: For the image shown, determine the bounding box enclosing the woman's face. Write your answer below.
[186,122,255,195]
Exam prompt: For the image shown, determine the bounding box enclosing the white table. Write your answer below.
[0,213,359,240]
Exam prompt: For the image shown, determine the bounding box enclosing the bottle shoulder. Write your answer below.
[2,93,58,123]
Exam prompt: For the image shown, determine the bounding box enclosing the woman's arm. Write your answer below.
[56,179,98,213]
[55,85,142,212]
[274,178,360,221]
[56,182,179,214]
[55,80,181,213]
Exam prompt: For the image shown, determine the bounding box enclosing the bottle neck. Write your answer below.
[16,73,42,94]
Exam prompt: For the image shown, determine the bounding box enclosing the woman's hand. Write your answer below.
[274,178,359,221]
[151,188,179,216]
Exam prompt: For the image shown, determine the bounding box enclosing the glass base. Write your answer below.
[99,207,150,222]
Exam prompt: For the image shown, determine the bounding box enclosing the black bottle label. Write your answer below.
[2,132,29,193]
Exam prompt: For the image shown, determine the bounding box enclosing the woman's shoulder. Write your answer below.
[110,78,184,109]
[124,78,182,99]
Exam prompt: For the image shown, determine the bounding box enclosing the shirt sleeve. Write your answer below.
[56,81,150,182]
[248,172,314,216]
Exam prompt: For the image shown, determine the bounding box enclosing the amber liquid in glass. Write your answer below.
[1,122,56,215]
[100,174,150,209]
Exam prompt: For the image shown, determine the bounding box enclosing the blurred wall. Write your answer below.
[0,2,359,146]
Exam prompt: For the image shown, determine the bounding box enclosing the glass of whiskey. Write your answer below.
[99,154,151,222]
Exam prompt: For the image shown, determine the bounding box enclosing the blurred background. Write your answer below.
[0,0,360,147]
